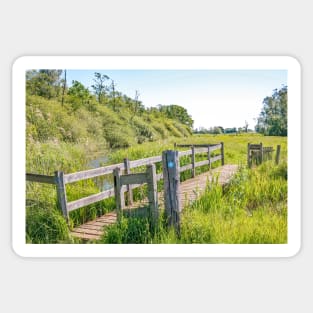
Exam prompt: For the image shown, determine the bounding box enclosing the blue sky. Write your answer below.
[66,69,287,130]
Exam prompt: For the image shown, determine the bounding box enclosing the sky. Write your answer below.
[66,69,287,130]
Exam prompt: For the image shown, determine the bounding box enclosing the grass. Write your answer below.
[101,160,287,244]
[26,133,287,244]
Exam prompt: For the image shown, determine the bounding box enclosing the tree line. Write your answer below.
[26,70,194,131]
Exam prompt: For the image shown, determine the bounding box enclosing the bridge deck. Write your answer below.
[70,164,238,241]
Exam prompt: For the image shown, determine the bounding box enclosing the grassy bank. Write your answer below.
[26,133,287,244]
[101,160,287,244]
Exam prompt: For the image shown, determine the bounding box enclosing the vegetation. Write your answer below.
[102,160,287,244]
[25,70,288,244]
[255,86,287,136]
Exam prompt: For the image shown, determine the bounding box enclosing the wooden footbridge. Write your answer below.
[26,143,239,241]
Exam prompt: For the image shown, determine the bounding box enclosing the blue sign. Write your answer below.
[168,161,174,168]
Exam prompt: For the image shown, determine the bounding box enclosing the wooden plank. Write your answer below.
[156,172,163,181]
[210,155,222,163]
[26,173,56,184]
[162,150,181,231]
[209,144,222,152]
[64,163,124,183]
[124,158,133,205]
[191,146,196,178]
[55,171,68,222]
[221,142,225,165]
[178,150,192,157]
[120,173,147,186]
[67,188,115,212]
[194,147,209,154]
[179,164,193,172]
[146,164,158,224]
[129,155,162,168]
[263,147,274,152]
[113,167,124,220]
[176,144,220,148]
[70,232,101,240]
[275,145,281,165]
[72,227,104,236]
[249,144,262,150]
[195,159,210,168]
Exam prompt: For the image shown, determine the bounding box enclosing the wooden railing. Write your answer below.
[247,143,281,168]
[26,143,225,227]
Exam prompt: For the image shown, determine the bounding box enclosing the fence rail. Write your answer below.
[247,143,281,168]
[26,142,225,228]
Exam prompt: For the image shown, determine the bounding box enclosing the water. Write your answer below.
[88,155,114,191]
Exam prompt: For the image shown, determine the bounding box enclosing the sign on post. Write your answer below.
[162,150,181,231]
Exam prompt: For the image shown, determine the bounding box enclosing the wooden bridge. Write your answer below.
[26,143,239,241]
[71,164,238,240]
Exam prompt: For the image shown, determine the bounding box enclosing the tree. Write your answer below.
[26,70,63,99]
[67,80,92,110]
[91,72,110,104]
[157,104,194,129]
[256,86,287,136]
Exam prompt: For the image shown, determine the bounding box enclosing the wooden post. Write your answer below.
[275,145,281,165]
[146,164,158,225]
[55,171,69,222]
[191,145,196,178]
[113,167,124,221]
[162,150,181,231]
[123,158,133,205]
[247,143,251,168]
[221,142,225,165]
[208,145,211,170]
[260,142,263,164]
[174,142,177,149]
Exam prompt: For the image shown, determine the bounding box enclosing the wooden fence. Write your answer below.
[26,143,224,229]
[247,143,281,168]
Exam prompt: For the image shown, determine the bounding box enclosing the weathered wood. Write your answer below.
[191,146,196,178]
[162,150,181,231]
[156,172,163,181]
[178,150,192,157]
[179,164,193,172]
[208,145,211,169]
[221,142,225,165]
[55,171,68,222]
[124,158,133,205]
[67,188,115,212]
[120,173,147,185]
[26,173,56,184]
[249,144,262,150]
[247,143,251,168]
[260,142,263,164]
[210,155,222,163]
[146,164,158,225]
[209,144,222,152]
[263,147,274,152]
[195,159,210,168]
[129,155,162,168]
[113,167,124,220]
[275,145,281,165]
[175,144,221,148]
[194,147,210,154]
[64,163,124,183]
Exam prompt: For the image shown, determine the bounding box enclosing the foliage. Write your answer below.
[256,86,287,136]
[91,72,110,104]
[26,70,63,99]
[157,104,194,130]
[26,204,72,244]
[102,159,287,244]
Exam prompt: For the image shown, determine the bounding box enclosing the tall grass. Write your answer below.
[26,131,287,244]
[102,160,287,244]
